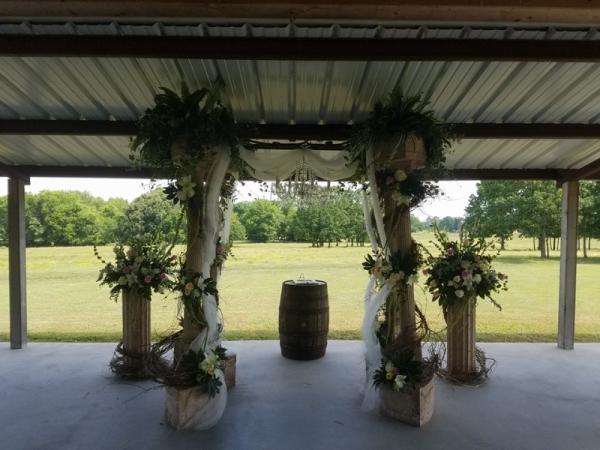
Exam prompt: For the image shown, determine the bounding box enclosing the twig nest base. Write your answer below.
[379,377,435,427]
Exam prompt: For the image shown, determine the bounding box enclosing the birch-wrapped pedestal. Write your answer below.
[121,289,151,376]
[446,296,477,377]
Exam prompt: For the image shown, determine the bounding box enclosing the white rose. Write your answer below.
[385,361,394,372]
[393,374,407,391]
[473,274,482,283]
[455,289,465,298]
[453,275,461,283]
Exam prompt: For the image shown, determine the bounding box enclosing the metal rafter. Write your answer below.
[1,120,600,140]
[1,35,600,62]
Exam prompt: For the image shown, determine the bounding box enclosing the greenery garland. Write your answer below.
[173,264,218,328]
[130,79,246,209]
[348,89,457,208]
[348,89,455,171]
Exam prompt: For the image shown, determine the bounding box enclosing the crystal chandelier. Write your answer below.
[273,154,330,204]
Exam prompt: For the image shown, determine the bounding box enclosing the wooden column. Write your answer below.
[383,193,419,358]
[558,180,579,350]
[8,177,28,349]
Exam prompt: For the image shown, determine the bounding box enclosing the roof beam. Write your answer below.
[0,164,578,181]
[1,35,600,62]
[0,1,599,25]
[1,120,600,140]
[561,156,600,181]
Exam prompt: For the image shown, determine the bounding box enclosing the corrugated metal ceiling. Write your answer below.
[0,21,599,171]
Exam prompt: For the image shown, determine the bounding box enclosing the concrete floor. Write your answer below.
[1,342,599,450]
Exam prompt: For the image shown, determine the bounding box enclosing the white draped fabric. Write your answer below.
[184,147,231,430]
[239,148,356,181]
[360,147,388,413]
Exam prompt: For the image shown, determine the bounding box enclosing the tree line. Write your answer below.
[0,188,464,247]
[464,180,600,258]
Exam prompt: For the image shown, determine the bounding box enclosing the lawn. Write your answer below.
[0,232,599,342]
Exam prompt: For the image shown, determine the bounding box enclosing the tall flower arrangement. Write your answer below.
[130,79,242,429]
[349,89,456,424]
[424,226,508,382]
[424,227,508,315]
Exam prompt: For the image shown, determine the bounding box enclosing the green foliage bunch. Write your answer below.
[94,241,177,302]
[348,89,456,175]
[130,79,243,210]
[176,346,228,397]
[131,80,238,177]
[424,227,508,314]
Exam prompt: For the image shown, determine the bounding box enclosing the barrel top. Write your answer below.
[283,279,326,287]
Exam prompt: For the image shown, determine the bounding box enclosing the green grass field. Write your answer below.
[0,232,599,342]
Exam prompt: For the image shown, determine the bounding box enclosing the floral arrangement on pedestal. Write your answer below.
[94,241,176,302]
[424,227,508,383]
[424,227,508,315]
[349,89,457,426]
[94,239,176,378]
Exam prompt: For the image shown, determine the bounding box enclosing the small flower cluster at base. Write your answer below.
[179,346,228,398]
[383,360,408,391]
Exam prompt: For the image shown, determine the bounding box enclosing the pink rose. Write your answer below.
[159,273,167,281]
[216,243,225,256]
[144,275,152,283]
[447,248,454,256]
[461,269,470,278]
[123,266,130,274]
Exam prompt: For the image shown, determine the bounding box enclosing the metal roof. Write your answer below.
[0,21,599,173]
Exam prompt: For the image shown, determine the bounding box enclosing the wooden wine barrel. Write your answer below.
[279,280,329,360]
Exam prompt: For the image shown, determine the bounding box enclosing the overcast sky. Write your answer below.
[0,177,478,219]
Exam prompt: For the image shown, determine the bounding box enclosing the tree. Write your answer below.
[579,181,600,258]
[464,181,519,250]
[238,199,284,242]
[229,212,247,241]
[25,191,109,246]
[514,181,561,259]
[115,189,184,246]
